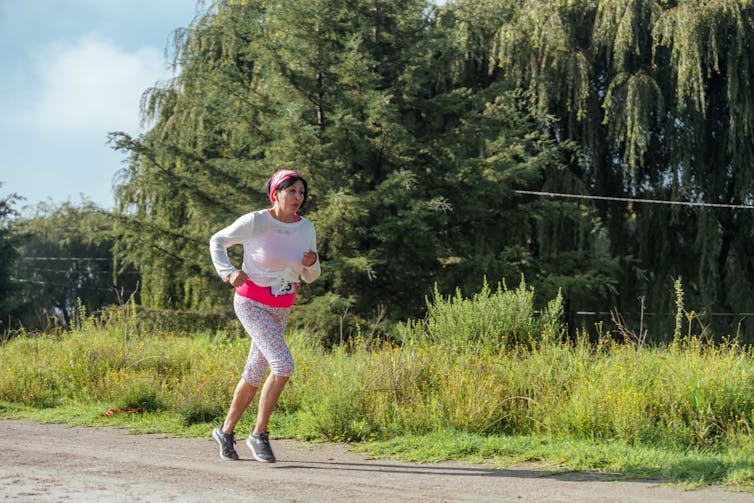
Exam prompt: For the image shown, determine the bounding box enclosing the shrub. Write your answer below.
[110,372,166,412]
[419,278,564,351]
[0,365,62,408]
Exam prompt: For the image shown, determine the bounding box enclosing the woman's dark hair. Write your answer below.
[265,175,308,209]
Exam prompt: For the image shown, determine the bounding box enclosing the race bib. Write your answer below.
[270,282,298,296]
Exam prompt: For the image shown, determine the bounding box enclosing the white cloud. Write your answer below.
[27,33,168,134]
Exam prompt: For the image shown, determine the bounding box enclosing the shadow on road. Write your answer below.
[276,459,627,483]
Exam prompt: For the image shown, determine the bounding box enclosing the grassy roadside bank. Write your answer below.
[2,284,754,490]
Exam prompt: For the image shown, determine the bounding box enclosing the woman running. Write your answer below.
[209,169,320,462]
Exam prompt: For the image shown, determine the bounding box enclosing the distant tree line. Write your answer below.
[3,0,754,343]
[0,199,139,332]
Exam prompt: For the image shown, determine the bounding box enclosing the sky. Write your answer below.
[0,0,201,211]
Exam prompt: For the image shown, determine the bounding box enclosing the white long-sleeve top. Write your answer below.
[209,210,321,294]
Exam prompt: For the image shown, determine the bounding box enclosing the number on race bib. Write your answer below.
[270,282,296,296]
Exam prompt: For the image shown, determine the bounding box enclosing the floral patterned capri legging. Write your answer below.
[233,294,294,387]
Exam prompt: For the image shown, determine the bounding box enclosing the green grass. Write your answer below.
[354,431,754,489]
[2,284,754,491]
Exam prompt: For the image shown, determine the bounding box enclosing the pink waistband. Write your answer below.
[236,279,299,308]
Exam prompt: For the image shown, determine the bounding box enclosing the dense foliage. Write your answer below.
[6,0,754,342]
[494,0,754,340]
[108,0,617,340]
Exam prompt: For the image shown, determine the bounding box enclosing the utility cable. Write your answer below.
[574,311,754,317]
[514,190,754,210]
[20,257,113,261]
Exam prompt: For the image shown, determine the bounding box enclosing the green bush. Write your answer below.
[419,278,564,351]
[111,372,166,412]
[174,381,228,426]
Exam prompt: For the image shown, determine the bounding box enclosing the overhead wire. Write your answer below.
[20,257,113,261]
[514,190,754,210]
[11,277,120,292]
[515,188,754,318]
[574,311,754,317]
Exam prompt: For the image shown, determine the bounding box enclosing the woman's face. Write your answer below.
[274,180,306,214]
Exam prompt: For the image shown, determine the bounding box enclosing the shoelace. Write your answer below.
[222,431,237,447]
[254,432,271,447]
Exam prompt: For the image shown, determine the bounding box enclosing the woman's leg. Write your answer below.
[219,296,266,434]
[252,303,294,434]
[253,374,289,435]
[221,378,257,434]
[230,295,294,433]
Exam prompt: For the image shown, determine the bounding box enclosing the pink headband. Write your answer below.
[268,169,301,202]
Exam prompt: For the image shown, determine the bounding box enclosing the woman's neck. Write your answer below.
[268,207,296,223]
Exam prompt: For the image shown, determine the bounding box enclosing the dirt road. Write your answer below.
[0,419,751,502]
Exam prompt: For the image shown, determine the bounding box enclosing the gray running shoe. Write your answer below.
[212,425,239,461]
[247,431,276,463]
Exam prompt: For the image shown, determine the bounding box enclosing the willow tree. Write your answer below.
[490,0,754,339]
[111,1,275,312]
[111,0,450,329]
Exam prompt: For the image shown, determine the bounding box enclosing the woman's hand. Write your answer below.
[302,250,318,268]
[227,269,249,288]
